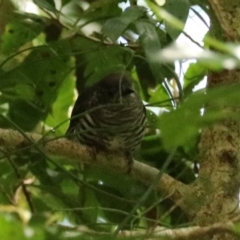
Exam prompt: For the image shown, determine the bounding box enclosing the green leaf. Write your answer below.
[0,215,25,240]
[184,62,207,95]
[8,100,44,131]
[45,58,75,134]
[233,222,240,235]
[135,21,178,99]
[102,6,146,41]
[1,20,44,54]
[81,0,122,28]
[81,187,101,225]
[83,168,147,226]
[83,46,134,86]
[146,0,185,35]
[148,84,170,107]
[1,44,74,130]
[160,100,201,150]
[160,83,240,149]
[135,20,162,79]
[61,0,71,7]
[163,0,190,39]
[33,0,59,14]
[0,158,19,204]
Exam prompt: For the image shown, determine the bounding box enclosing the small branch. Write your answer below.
[58,214,240,239]
[0,128,189,211]
[120,215,240,239]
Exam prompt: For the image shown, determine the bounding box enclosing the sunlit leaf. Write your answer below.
[33,0,59,14]
[45,58,75,134]
[184,62,207,95]
[148,84,170,107]
[1,20,44,54]
[153,42,239,70]
[0,215,25,240]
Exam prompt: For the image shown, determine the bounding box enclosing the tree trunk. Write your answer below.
[192,1,240,239]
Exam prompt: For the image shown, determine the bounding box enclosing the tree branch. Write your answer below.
[0,128,189,211]
[59,214,240,239]
[120,216,239,239]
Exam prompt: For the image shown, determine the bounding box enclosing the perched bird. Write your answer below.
[66,73,146,165]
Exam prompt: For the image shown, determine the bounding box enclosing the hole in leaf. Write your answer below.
[36,90,44,96]
[50,69,56,74]
[48,81,56,87]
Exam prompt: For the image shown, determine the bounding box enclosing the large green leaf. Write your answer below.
[1,44,74,130]
[160,83,240,149]
[162,0,190,39]
[102,6,146,42]
[80,0,122,27]
[135,21,162,79]
[8,101,44,130]
[45,58,75,134]
[0,215,26,240]
[1,19,44,55]
[135,21,178,99]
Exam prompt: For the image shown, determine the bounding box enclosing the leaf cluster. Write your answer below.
[1,0,240,238]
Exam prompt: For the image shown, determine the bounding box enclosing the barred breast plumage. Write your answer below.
[66,73,146,155]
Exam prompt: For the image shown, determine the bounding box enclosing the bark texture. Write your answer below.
[192,1,240,239]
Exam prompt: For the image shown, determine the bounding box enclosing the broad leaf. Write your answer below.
[1,20,44,54]
[163,0,190,39]
[103,6,146,41]
[160,83,240,149]
[33,0,59,14]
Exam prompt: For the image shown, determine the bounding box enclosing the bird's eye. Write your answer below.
[121,87,134,96]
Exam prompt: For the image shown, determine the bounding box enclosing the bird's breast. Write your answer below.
[105,135,126,151]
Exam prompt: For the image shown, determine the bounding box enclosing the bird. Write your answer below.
[66,72,146,168]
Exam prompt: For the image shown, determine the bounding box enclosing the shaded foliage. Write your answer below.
[0,0,240,239]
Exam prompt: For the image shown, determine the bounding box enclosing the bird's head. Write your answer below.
[95,73,136,104]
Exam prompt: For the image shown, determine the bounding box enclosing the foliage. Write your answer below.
[0,0,240,239]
